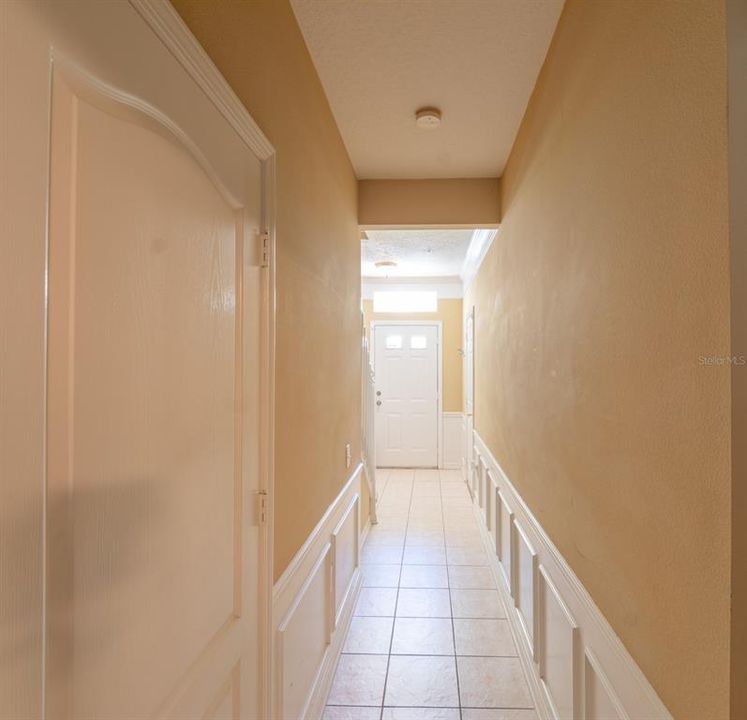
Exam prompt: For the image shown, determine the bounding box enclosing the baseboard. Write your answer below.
[470,432,672,720]
[271,464,365,720]
[442,412,465,469]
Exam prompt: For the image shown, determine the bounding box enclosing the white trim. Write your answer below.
[271,464,366,720]
[127,2,277,716]
[371,320,443,469]
[471,430,672,720]
[442,412,465,469]
[129,0,274,160]
[274,464,363,600]
[461,228,498,288]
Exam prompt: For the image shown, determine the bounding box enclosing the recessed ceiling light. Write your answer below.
[374,260,397,268]
[415,107,441,130]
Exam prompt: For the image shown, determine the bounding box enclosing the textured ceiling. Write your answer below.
[362,229,474,277]
[290,0,563,179]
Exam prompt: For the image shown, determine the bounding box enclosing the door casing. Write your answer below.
[129,6,279,716]
[371,320,443,469]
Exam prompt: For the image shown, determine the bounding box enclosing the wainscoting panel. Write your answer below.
[332,496,359,628]
[277,544,332,720]
[496,489,514,596]
[584,650,627,720]
[514,520,538,660]
[272,465,365,720]
[487,470,499,549]
[470,432,672,720]
[481,456,490,513]
[442,412,465,469]
[539,565,579,720]
[470,444,480,498]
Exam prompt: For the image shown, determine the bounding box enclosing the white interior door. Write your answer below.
[1,2,268,718]
[374,324,439,468]
[464,308,475,490]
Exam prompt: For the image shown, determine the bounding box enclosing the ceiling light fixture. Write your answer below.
[415,107,441,130]
[374,260,398,268]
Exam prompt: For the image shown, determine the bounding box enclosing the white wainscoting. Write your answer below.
[470,432,672,720]
[442,412,465,469]
[272,464,366,720]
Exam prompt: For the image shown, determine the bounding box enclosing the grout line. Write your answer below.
[440,468,463,720]
[379,468,415,720]
[330,470,503,717]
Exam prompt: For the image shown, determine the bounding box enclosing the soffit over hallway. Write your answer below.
[290,0,564,179]
[362,228,473,277]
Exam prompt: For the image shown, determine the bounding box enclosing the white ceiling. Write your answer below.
[362,228,474,277]
[290,0,563,179]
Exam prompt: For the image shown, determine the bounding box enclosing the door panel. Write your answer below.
[1,2,266,718]
[374,325,438,467]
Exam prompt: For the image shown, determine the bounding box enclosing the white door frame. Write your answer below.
[371,320,443,469]
[130,2,276,714]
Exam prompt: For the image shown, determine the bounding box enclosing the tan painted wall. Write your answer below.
[728,0,747,715]
[173,0,363,580]
[362,299,463,413]
[465,1,730,717]
[359,178,500,227]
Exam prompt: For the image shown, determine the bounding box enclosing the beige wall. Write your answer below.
[359,178,500,228]
[728,0,747,714]
[465,1,730,717]
[362,298,463,413]
[173,0,363,580]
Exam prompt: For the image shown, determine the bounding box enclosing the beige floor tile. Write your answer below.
[323,707,381,720]
[355,587,398,617]
[406,533,445,548]
[445,532,484,547]
[391,617,454,655]
[396,588,451,617]
[400,564,449,588]
[441,485,470,497]
[327,654,388,706]
[362,564,401,588]
[453,618,516,656]
[361,545,403,564]
[384,655,459,707]
[368,530,407,545]
[448,565,496,589]
[343,617,394,654]
[447,546,489,566]
[365,537,405,550]
[457,656,533,708]
[450,589,505,619]
[461,710,538,720]
[403,546,447,565]
[383,708,460,720]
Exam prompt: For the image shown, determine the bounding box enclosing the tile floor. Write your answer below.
[324,468,537,720]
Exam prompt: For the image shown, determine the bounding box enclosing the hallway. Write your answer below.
[325,469,536,719]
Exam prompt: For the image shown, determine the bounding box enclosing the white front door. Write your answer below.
[374,324,439,468]
[1,2,268,718]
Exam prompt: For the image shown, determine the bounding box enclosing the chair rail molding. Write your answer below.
[470,431,672,720]
[272,464,365,720]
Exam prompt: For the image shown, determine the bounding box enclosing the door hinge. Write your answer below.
[255,490,269,525]
[258,229,270,268]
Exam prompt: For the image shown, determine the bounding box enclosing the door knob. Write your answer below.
[376,400,382,406]
[376,390,381,396]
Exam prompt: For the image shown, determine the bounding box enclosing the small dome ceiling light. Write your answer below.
[415,107,442,130]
